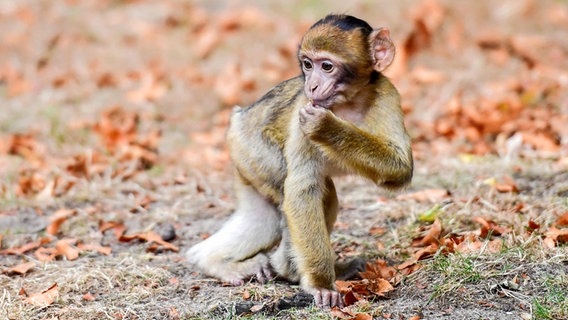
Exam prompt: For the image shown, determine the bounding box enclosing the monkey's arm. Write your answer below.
[300,104,413,188]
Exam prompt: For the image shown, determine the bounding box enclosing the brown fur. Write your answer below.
[186,14,413,308]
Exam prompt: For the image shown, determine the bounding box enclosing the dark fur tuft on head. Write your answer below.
[311,14,373,37]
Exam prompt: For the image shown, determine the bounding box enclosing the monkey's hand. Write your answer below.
[303,285,344,309]
[299,102,333,138]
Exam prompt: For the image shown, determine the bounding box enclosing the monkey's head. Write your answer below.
[298,14,395,109]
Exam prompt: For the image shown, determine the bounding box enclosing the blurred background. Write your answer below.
[0,0,567,197]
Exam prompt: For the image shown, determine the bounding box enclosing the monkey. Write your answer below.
[186,14,413,308]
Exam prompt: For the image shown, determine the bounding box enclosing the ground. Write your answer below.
[1,1,568,319]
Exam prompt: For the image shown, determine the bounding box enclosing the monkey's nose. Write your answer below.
[311,85,318,93]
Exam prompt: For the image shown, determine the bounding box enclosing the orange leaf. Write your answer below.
[545,226,568,244]
[1,237,52,255]
[359,260,397,282]
[397,189,451,202]
[343,290,359,306]
[82,292,96,301]
[34,247,58,262]
[369,227,386,236]
[76,243,112,256]
[412,219,443,247]
[3,261,36,275]
[46,208,77,235]
[23,283,59,307]
[527,220,540,234]
[330,307,355,319]
[473,217,511,238]
[353,313,373,320]
[556,212,568,227]
[55,240,79,261]
[413,243,439,261]
[368,278,394,297]
[99,220,127,239]
[119,231,179,252]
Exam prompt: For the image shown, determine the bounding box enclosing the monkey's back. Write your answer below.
[227,76,306,204]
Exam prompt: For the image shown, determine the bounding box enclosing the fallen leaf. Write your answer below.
[99,220,127,239]
[331,307,355,319]
[34,247,58,262]
[119,231,179,252]
[3,261,36,275]
[46,208,77,235]
[23,283,59,307]
[353,313,373,320]
[556,212,568,227]
[545,225,568,245]
[412,219,443,247]
[526,220,540,234]
[55,240,79,260]
[76,243,112,256]
[369,226,386,236]
[473,217,512,238]
[397,189,451,202]
[1,237,52,255]
[82,292,96,301]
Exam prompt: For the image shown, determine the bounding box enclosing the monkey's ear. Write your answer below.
[370,28,395,72]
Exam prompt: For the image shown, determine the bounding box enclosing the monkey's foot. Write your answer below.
[304,286,344,309]
[216,253,274,286]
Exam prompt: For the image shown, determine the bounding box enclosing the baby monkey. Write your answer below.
[187,14,413,308]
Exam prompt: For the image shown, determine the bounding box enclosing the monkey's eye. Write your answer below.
[302,59,313,70]
[321,61,334,72]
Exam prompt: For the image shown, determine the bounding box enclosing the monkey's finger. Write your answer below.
[321,289,332,309]
[313,291,323,308]
[262,265,274,281]
[231,278,245,286]
[331,291,344,308]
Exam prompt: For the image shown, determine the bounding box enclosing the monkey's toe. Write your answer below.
[311,288,343,309]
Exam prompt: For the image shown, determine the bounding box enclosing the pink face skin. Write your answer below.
[300,53,347,109]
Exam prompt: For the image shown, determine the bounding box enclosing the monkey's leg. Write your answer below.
[323,178,366,280]
[186,177,281,285]
[272,177,338,282]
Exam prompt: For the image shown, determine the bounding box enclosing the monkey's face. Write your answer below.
[300,52,350,109]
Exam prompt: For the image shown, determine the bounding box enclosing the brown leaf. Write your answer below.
[1,237,52,255]
[369,227,386,236]
[397,189,451,202]
[367,278,394,297]
[46,208,77,235]
[473,217,512,238]
[34,247,58,262]
[412,219,443,247]
[359,260,397,282]
[545,226,568,244]
[82,292,96,301]
[3,261,36,275]
[494,176,519,193]
[55,240,79,260]
[330,307,355,319]
[343,290,359,306]
[556,212,568,227]
[23,283,59,307]
[353,313,373,320]
[413,243,439,261]
[76,243,112,256]
[99,220,127,239]
[119,231,179,252]
[527,220,540,234]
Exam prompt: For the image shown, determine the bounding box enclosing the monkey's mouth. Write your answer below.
[311,99,326,107]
